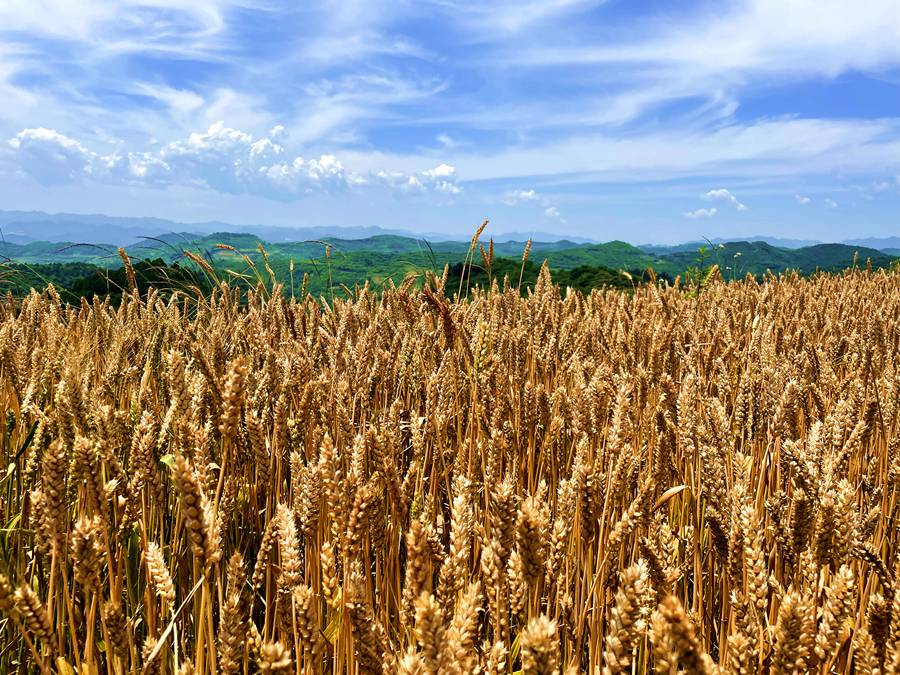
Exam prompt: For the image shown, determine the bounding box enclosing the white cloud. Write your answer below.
[133,83,205,117]
[527,0,900,74]
[436,133,459,149]
[6,122,462,200]
[0,1,242,53]
[283,70,448,146]
[501,187,565,221]
[261,156,348,195]
[702,188,747,211]
[1,0,899,234]
[6,127,177,186]
[102,152,171,183]
[0,46,38,114]
[430,0,607,36]
[684,207,717,219]
[825,198,838,208]
[486,0,900,137]
[373,163,462,196]
[419,163,462,194]
[8,128,94,185]
[795,194,811,205]
[502,188,540,205]
[422,163,455,178]
[447,117,900,183]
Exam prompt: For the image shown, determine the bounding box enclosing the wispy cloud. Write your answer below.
[0,0,899,237]
[825,198,838,208]
[132,83,205,118]
[447,118,900,183]
[436,133,460,149]
[424,0,608,37]
[795,194,811,205]
[502,0,900,128]
[544,206,565,221]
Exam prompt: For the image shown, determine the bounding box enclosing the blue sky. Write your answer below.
[0,0,899,242]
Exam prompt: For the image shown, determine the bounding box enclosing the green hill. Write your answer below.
[798,244,895,271]
[3,233,897,301]
[658,241,893,276]
[538,240,668,271]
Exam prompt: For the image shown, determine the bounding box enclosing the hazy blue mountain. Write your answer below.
[0,210,453,246]
[0,209,601,247]
[486,231,597,244]
[0,232,36,244]
[0,210,205,245]
[843,237,900,252]
[641,235,822,254]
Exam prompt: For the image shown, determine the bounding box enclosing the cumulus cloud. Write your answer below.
[101,152,172,184]
[8,128,94,185]
[420,163,462,194]
[795,194,811,205]
[702,188,747,211]
[260,156,348,195]
[152,121,354,197]
[502,188,540,205]
[6,127,182,188]
[373,163,462,196]
[502,187,564,220]
[6,122,461,200]
[685,207,717,219]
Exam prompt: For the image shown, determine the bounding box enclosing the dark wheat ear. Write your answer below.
[0,574,13,616]
[14,584,53,648]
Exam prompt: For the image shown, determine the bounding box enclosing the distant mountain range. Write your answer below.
[0,210,594,246]
[1,209,895,253]
[2,229,893,275]
[0,210,897,296]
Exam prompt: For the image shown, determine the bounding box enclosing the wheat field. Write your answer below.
[0,262,898,674]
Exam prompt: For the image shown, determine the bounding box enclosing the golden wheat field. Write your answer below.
[0,264,899,675]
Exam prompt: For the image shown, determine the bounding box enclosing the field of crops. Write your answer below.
[0,264,898,674]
